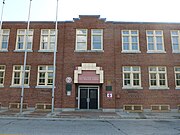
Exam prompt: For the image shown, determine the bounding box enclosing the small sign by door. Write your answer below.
[107,92,112,98]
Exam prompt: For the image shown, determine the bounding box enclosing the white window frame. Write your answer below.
[122,66,142,89]
[91,29,103,51]
[149,66,168,89]
[174,67,180,89]
[39,29,56,52]
[171,30,180,53]
[146,30,165,53]
[75,29,87,51]
[121,30,140,53]
[11,65,30,87]
[37,65,53,87]
[0,29,10,51]
[0,65,5,87]
[15,29,33,51]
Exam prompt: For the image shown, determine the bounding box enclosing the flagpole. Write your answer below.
[51,0,59,114]
[0,0,5,31]
[20,0,32,114]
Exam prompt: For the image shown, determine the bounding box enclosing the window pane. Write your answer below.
[42,30,48,35]
[123,31,129,34]
[150,73,156,79]
[132,36,138,42]
[148,37,153,42]
[123,36,129,42]
[0,78,3,84]
[14,79,20,84]
[156,37,162,43]
[131,31,138,35]
[148,43,154,50]
[92,29,102,34]
[50,36,55,42]
[159,73,165,79]
[132,43,138,50]
[77,36,87,42]
[40,72,45,77]
[48,66,53,70]
[176,80,180,86]
[123,43,129,50]
[77,43,86,50]
[155,31,162,35]
[172,37,178,44]
[124,80,130,86]
[147,31,153,35]
[158,67,165,71]
[171,31,178,35]
[77,29,87,35]
[93,42,101,49]
[132,67,139,71]
[39,66,46,70]
[151,80,157,86]
[173,44,179,51]
[133,80,139,86]
[175,68,180,72]
[123,67,131,71]
[176,74,180,79]
[0,72,4,77]
[156,43,163,50]
[14,72,20,77]
[159,80,165,85]
[2,42,8,49]
[124,73,130,79]
[133,73,139,79]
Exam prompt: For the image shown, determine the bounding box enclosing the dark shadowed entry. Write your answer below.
[78,86,99,109]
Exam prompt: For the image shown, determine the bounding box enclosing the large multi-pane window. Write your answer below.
[76,29,87,50]
[37,66,53,86]
[0,65,5,86]
[171,31,180,53]
[0,29,10,51]
[40,29,56,51]
[16,29,33,50]
[91,29,103,50]
[122,30,139,52]
[149,66,168,88]
[146,30,165,52]
[12,65,30,86]
[123,66,141,88]
[175,67,180,88]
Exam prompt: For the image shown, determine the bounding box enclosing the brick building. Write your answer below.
[0,15,180,112]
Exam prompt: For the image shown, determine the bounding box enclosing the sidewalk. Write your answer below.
[0,108,180,120]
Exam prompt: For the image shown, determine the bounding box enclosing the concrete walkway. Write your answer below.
[0,109,180,120]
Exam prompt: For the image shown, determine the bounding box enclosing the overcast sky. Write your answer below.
[1,0,180,22]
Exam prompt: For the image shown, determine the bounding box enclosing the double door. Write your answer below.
[78,86,99,109]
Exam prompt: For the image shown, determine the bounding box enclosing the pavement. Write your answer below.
[0,108,180,120]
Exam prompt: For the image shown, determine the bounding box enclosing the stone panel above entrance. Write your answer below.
[74,63,104,84]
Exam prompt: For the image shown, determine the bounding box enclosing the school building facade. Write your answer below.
[0,15,180,112]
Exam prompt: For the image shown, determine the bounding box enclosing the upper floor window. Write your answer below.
[12,65,30,86]
[0,29,10,51]
[76,29,87,51]
[175,67,180,88]
[171,31,180,53]
[122,66,142,89]
[149,66,168,89]
[122,30,139,52]
[91,29,103,50]
[40,29,56,51]
[37,65,53,86]
[0,65,5,86]
[146,30,165,53]
[16,29,33,51]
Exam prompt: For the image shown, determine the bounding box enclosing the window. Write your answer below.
[122,30,139,52]
[0,29,10,51]
[123,66,142,89]
[91,29,103,50]
[146,30,165,53]
[171,31,180,53]
[37,66,53,86]
[76,29,87,50]
[175,67,180,88]
[149,66,168,89]
[0,65,5,86]
[12,65,30,86]
[15,29,33,51]
[40,29,56,51]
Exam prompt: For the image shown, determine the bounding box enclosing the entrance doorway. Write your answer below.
[78,86,99,109]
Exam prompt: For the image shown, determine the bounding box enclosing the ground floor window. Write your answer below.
[149,66,168,89]
[12,65,30,86]
[37,65,53,86]
[122,66,142,89]
[0,65,5,86]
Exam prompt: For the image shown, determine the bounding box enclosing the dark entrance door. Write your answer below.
[79,86,99,109]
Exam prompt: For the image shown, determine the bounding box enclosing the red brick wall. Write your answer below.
[0,16,179,110]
